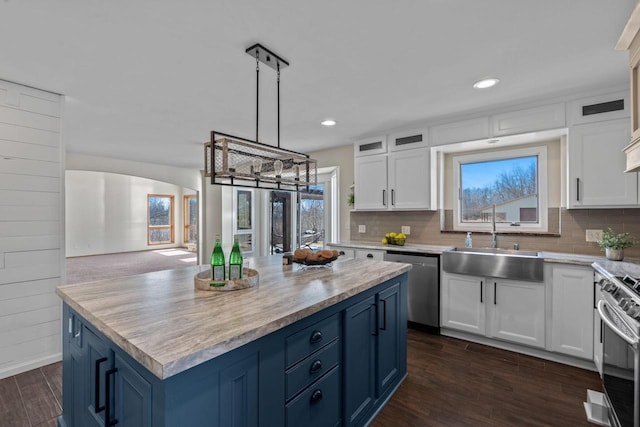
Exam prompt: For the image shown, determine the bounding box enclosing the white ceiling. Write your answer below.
[0,1,635,169]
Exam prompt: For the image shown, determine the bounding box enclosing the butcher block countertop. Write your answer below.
[56,256,410,380]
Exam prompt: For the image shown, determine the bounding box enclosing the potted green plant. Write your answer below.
[598,228,635,261]
[347,192,354,208]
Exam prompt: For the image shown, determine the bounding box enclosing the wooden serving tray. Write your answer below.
[194,268,259,291]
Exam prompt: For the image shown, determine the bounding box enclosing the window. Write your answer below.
[298,184,324,250]
[233,189,253,253]
[148,194,174,244]
[453,146,547,232]
[183,195,198,243]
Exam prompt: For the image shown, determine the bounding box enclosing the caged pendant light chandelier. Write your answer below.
[204,43,317,191]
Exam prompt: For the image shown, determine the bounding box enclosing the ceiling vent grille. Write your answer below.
[582,99,624,116]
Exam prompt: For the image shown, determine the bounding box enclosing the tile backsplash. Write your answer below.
[350,208,640,258]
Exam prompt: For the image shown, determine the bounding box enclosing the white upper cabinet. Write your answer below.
[430,117,490,146]
[567,118,637,208]
[567,90,629,126]
[387,128,428,152]
[387,148,430,210]
[354,135,387,157]
[354,154,388,210]
[491,103,566,137]
[354,147,431,211]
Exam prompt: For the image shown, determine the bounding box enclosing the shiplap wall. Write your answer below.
[0,80,63,379]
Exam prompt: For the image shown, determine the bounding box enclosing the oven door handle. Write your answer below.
[597,300,638,347]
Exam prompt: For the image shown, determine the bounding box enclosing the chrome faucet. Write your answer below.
[490,204,497,248]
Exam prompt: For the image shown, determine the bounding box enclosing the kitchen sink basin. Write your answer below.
[442,247,543,282]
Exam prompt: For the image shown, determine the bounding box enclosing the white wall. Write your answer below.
[0,80,63,379]
[66,170,194,257]
[309,144,354,242]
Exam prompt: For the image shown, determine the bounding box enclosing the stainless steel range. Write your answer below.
[596,267,640,427]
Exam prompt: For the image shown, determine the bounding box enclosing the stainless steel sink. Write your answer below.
[442,247,543,282]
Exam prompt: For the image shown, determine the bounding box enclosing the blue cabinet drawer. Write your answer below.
[286,313,339,368]
[286,339,339,401]
[286,366,341,427]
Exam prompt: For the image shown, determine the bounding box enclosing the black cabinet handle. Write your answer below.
[391,189,395,206]
[309,330,323,344]
[339,251,345,256]
[105,367,118,426]
[576,178,580,201]
[366,253,373,259]
[309,359,323,374]
[380,299,387,331]
[480,281,483,303]
[382,189,386,206]
[94,357,108,413]
[600,319,603,344]
[310,389,323,404]
[494,282,497,305]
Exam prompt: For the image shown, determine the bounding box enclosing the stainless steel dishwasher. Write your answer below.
[384,250,439,333]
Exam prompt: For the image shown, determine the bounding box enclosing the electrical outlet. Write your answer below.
[401,226,411,235]
[358,224,366,233]
[586,229,603,242]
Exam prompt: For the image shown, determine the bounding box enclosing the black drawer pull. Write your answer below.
[105,367,118,426]
[94,357,108,413]
[339,251,345,256]
[310,389,323,404]
[309,359,323,374]
[366,253,373,259]
[309,330,323,344]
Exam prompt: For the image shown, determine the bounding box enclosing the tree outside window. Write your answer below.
[148,194,174,245]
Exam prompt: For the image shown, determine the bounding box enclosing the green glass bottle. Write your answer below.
[229,239,243,280]
[211,237,225,281]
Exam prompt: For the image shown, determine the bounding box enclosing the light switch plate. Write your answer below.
[358,224,366,233]
[401,226,411,235]
[586,229,603,242]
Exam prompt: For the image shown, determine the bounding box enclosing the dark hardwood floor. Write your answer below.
[0,330,600,426]
[0,362,61,427]
[371,329,602,427]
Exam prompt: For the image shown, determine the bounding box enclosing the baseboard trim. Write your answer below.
[0,352,62,380]
[441,329,596,371]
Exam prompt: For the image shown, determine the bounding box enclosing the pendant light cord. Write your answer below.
[255,51,260,143]
[277,62,280,148]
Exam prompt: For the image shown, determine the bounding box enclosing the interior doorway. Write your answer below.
[270,191,292,254]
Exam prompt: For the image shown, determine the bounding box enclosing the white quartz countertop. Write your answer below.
[56,256,410,380]
[329,241,639,266]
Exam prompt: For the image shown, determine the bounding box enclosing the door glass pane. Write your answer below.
[270,191,291,254]
[299,184,324,250]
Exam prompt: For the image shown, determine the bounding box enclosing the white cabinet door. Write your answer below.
[354,249,384,261]
[327,245,355,259]
[551,265,594,359]
[488,279,545,348]
[429,117,490,146]
[441,272,485,335]
[568,119,637,207]
[354,155,388,210]
[387,149,430,210]
[491,103,565,137]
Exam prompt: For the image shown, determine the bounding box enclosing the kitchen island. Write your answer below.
[56,256,410,427]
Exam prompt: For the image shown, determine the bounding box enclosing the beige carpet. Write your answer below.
[66,248,198,284]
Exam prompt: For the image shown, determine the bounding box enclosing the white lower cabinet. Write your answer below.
[550,264,595,359]
[441,273,485,335]
[355,249,384,261]
[441,272,545,348]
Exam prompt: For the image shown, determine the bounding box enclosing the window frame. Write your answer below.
[147,194,175,245]
[452,146,548,233]
[233,188,254,254]
[183,194,198,244]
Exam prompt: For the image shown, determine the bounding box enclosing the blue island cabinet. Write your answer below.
[58,273,407,427]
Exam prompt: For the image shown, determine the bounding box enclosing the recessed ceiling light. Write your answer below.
[321,119,337,127]
[473,78,500,89]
